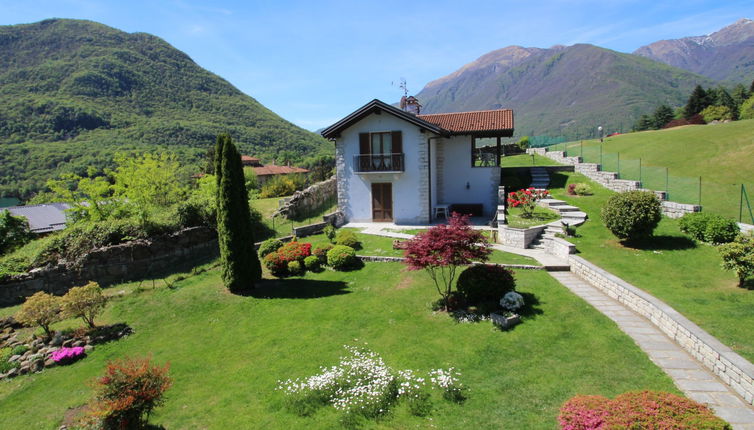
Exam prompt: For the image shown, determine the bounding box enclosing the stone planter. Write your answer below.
[498,224,548,248]
[490,312,520,329]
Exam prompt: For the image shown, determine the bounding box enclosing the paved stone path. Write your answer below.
[550,271,754,429]
[349,222,754,427]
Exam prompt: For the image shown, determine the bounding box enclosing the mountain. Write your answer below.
[0,18,330,198]
[634,18,754,82]
[416,44,714,139]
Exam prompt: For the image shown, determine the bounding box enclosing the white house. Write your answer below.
[321,99,514,224]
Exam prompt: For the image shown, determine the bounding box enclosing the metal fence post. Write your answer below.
[741,184,745,223]
[698,177,702,206]
[580,141,583,159]
[600,145,603,166]
[665,168,669,199]
[617,153,620,178]
[639,158,642,184]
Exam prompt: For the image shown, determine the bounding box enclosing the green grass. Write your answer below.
[251,196,337,240]
[549,171,754,362]
[0,261,677,429]
[310,229,539,266]
[552,120,754,221]
[500,153,563,167]
[506,206,560,229]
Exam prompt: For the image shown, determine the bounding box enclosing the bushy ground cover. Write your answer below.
[549,171,754,362]
[0,262,676,428]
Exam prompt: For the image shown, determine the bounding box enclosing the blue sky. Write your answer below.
[2,0,753,131]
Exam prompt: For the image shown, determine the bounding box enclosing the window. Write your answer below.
[356,131,404,172]
[471,137,501,167]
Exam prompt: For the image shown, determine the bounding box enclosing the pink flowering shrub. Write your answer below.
[51,346,86,365]
[559,391,731,430]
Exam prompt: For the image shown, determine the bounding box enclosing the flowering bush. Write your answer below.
[500,291,525,312]
[312,243,334,263]
[263,251,288,277]
[277,241,312,264]
[51,346,86,365]
[507,187,549,217]
[558,391,730,430]
[83,356,171,430]
[277,345,464,422]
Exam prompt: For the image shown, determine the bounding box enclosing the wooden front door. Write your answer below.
[371,183,393,221]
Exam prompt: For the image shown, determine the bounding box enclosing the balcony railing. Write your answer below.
[353,153,405,173]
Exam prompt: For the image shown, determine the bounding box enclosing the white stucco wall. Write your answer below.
[337,112,435,224]
[438,136,500,216]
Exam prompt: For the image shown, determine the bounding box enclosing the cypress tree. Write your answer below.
[215,134,262,292]
[652,104,674,129]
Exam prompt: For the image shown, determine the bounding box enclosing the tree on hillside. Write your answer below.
[633,114,654,131]
[732,84,750,108]
[0,210,33,255]
[684,85,711,119]
[215,134,262,292]
[403,213,491,311]
[749,79,754,95]
[652,105,674,129]
[713,86,738,119]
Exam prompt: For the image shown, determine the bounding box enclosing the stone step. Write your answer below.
[561,211,588,219]
[539,198,567,207]
[554,205,581,212]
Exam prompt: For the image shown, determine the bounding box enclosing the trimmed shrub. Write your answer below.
[335,230,360,248]
[457,265,515,305]
[573,183,592,196]
[277,241,312,264]
[15,291,61,338]
[323,224,336,243]
[679,212,739,244]
[601,191,661,241]
[313,243,334,263]
[84,356,171,430]
[559,391,731,429]
[327,245,357,270]
[61,281,107,328]
[304,255,320,271]
[263,251,288,276]
[287,260,304,276]
[258,238,284,258]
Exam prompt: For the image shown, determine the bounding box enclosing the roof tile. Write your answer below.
[418,109,513,133]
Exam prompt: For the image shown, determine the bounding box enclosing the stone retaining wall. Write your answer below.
[528,148,701,218]
[357,255,545,270]
[545,237,576,260]
[569,255,754,404]
[0,227,218,306]
[499,224,547,248]
[274,176,337,219]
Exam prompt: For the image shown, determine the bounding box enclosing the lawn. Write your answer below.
[0,261,677,429]
[548,171,754,362]
[506,206,560,229]
[500,153,563,167]
[549,120,754,221]
[251,196,337,240]
[315,229,539,266]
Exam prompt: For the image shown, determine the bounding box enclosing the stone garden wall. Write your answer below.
[569,255,754,405]
[274,176,337,219]
[0,227,218,306]
[498,225,547,248]
[527,148,701,218]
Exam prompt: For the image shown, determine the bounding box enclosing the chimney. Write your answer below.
[403,96,422,115]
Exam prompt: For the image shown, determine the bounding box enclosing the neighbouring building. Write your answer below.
[241,156,309,186]
[5,203,71,233]
[321,99,513,224]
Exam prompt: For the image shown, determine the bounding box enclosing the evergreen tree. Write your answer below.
[215,134,262,292]
[750,79,754,95]
[732,84,749,107]
[633,114,654,131]
[652,104,674,129]
[684,85,710,118]
[715,86,738,120]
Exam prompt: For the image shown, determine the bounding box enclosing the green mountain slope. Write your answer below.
[416,44,716,139]
[0,18,330,198]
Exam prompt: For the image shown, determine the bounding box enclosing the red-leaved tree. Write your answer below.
[403,213,491,310]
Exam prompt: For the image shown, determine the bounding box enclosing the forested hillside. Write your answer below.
[0,19,330,198]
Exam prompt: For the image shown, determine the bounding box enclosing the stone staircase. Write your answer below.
[529,167,550,189]
[529,222,563,250]
[539,198,588,227]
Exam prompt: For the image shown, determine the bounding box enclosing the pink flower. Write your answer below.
[51,346,86,363]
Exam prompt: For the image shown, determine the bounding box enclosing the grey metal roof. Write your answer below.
[4,203,71,233]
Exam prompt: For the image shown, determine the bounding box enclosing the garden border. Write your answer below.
[568,255,754,405]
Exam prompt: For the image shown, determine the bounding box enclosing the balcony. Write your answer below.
[353,153,405,173]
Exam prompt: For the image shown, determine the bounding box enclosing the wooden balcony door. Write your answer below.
[371,183,393,221]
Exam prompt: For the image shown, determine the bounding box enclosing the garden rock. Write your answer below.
[8,354,21,363]
[44,358,55,368]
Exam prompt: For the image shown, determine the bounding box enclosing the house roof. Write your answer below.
[320,99,445,139]
[241,155,260,162]
[5,203,71,233]
[320,99,514,139]
[252,165,309,176]
[418,110,514,136]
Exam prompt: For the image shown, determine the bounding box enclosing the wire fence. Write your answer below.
[544,141,754,224]
[529,135,567,148]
